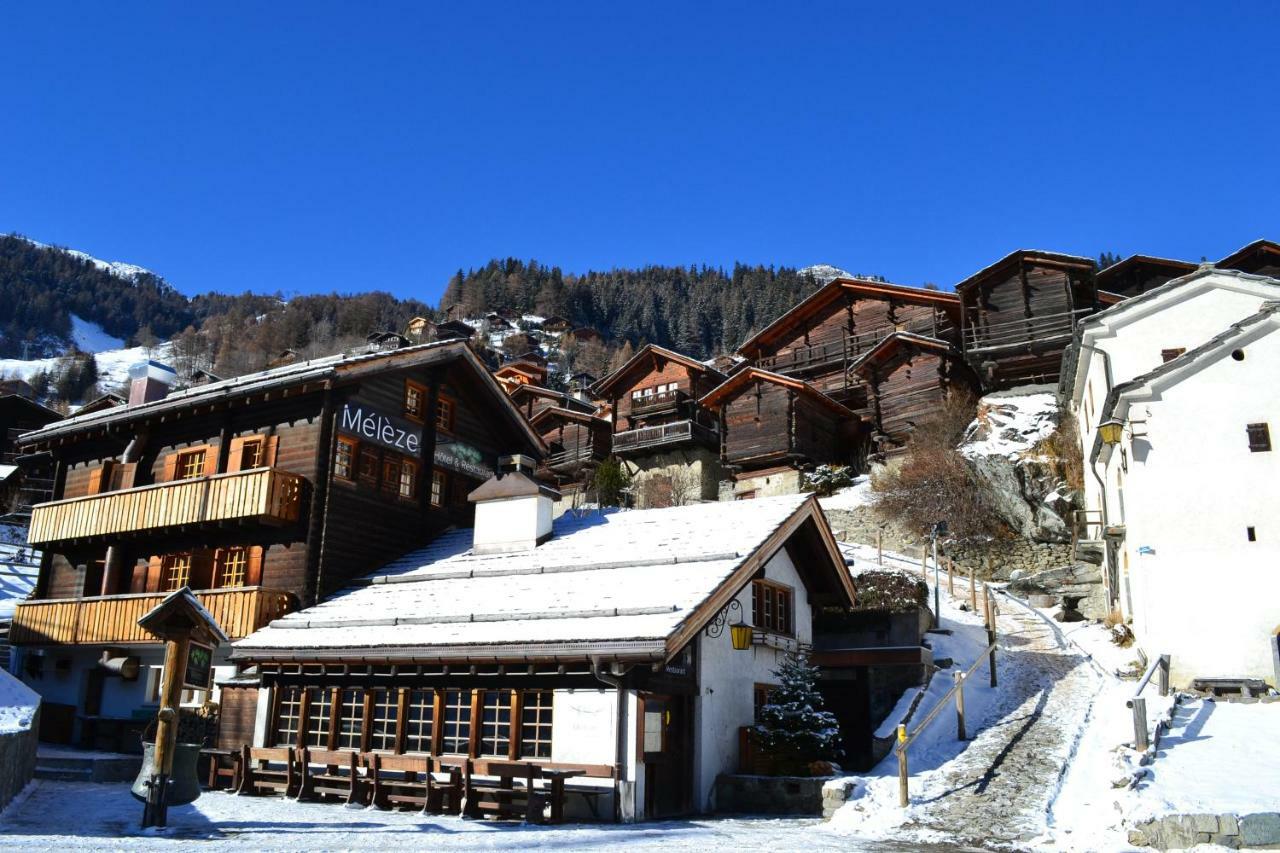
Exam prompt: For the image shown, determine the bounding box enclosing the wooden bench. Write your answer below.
[200,747,241,791]
[462,760,549,823]
[365,754,462,813]
[236,746,296,797]
[297,748,361,804]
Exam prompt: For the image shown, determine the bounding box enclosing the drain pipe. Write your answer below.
[592,656,633,823]
[1077,342,1116,607]
[101,430,148,595]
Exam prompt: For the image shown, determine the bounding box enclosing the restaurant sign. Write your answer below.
[434,438,493,480]
[339,403,422,456]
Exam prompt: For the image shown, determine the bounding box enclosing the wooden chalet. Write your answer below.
[9,340,544,750]
[0,394,62,513]
[433,320,477,342]
[494,361,547,392]
[1218,239,1280,277]
[76,393,127,416]
[1095,255,1197,299]
[955,249,1098,388]
[568,327,605,346]
[735,278,962,410]
[501,331,541,354]
[593,345,724,460]
[531,406,612,483]
[0,379,36,400]
[508,384,595,422]
[699,368,859,478]
[232,489,884,822]
[848,332,980,451]
[485,313,513,331]
[540,315,572,333]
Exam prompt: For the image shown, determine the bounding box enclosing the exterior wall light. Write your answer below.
[1098,419,1124,446]
[730,622,753,651]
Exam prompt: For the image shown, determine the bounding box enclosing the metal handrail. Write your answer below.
[1126,654,1171,751]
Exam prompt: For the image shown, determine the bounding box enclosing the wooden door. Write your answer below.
[641,694,692,818]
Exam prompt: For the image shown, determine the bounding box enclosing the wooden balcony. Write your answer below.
[755,316,954,376]
[613,419,717,454]
[628,388,687,416]
[27,467,304,547]
[963,308,1090,353]
[9,586,296,645]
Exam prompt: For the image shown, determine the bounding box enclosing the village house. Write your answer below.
[1062,266,1280,685]
[1218,238,1280,277]
[1086,302,1280,688]
[0,394,61,514]
[507,384,596,422]
[591,345,726,507]
[231,479,867,821]
[8,340,544,749]
[955,249,1098,389]
[1095,254,1197,300]
[530,406,612,496]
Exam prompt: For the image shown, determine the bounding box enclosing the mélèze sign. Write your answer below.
[339,403,422,455]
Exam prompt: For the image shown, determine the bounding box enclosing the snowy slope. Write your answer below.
[0,340,173,391]
[13,235,154,282]
[69,316,124,353]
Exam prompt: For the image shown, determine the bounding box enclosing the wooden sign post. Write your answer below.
[135,588,229,829]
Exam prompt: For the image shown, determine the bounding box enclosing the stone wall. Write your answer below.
[1129,812,1280,850]
[714,773,830,816]
[622,447,723,508]
[724,467,805,501]
[0,706,39,813]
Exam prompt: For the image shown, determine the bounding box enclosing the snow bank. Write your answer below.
[0,671,37,735]
[960,386,1059,460]
[817,476,873,512]
[69,315,124,353]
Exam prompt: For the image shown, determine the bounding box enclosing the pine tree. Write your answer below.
[754,652,841,767]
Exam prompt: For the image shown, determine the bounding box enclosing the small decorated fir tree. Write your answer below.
[754,652,841,770]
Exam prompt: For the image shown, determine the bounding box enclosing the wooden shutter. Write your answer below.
[162,453,180,483]
[87,463,108,496]
[226,437,247,473]
[189,548,215,590]
[247,546,265,587]
[128,560,147,593]
[263,435,279,467]
[145,556,163,592]
[203,446,220,476]
[111,462,137,491]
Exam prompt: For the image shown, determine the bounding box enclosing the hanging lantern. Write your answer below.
[730,622,753,651]
[1098,419,1124,446]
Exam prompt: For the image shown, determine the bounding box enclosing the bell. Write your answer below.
[130,741,204,806]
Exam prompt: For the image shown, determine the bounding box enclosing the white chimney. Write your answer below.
[128,361,178,406]
[467,455,559,554]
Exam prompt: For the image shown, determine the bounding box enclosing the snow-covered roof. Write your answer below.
[235,493,852,664]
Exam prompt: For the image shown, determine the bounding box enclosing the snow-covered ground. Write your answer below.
[0,781,964,851]
[816,476,873,512]
[0,671,37,735]
[69,316,124,353]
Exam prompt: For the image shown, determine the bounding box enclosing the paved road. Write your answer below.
[902,598,1103,848]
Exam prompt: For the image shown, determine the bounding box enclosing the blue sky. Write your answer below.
[2,3,1276,303]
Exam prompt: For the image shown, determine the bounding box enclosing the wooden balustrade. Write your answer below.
[613,419,716,452]
[10,586,295,645]
[27,468,304,546]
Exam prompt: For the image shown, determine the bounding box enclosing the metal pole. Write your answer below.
[931,535,940,629]
[1158,655,1170,697]
[877,530,883,567]
[897,725,909,807]
[947,557,954,596]
[1131,697,1149,751]
[954,671,966,741]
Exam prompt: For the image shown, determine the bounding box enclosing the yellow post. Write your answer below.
[897,724,909,807]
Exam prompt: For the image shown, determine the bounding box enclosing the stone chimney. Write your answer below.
[467,455,560,554]
[128,361,177,406]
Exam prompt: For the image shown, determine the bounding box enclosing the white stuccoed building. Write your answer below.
[1066,285,1280,687]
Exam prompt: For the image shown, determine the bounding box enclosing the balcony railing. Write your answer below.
[544,446,603,469]
[963,308,1090,352]
[9,586,296,645]
[755,316,954,375]
[628,388,687,416]
[27,467,304,547]
[613,419,716,453]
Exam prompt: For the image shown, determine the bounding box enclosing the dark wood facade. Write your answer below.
[955,250,1097,388]
[531,407,612,482]
[700,369,858,472]
[12,341,544,649]
[1218,239,1280,278]
[1096,255,1197,299]
[593,345,724,456]
[850,333,980,451]
[508,385,595,422]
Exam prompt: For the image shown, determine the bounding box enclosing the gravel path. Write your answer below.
[902,598,1103,848]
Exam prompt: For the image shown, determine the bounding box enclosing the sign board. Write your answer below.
[434,438,493,480]
[339,402,422,456]
[182,642,214,690]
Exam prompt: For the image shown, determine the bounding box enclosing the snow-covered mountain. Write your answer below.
[799,264,853,284]
[13,235,156,283]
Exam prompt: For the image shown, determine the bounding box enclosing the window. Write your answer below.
[441,689,471,755]
[358,445,380,486]
[753,684,777,722]
[163,554,192,591]
[336,688,365,751]
[520,691,553,759]
[1160,347,1186,363]
[1247,423,1272,453]
[436,395,455,432]
[431,470,445,507]
[480,690,513,758]
[274,687,303,746]
[381,456,401,497]
[305,688,334,748]
[398,458,418,500]
[1247,526,1258,542]
[404,689,435,754]
[404,380,427,422]
[215,547,248,588]
[334,437,357,481]
[176,448,207,480]
[369,688,399,752]
[238,437,266,470]
[752,580,793,635]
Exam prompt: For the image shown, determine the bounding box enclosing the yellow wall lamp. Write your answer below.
[1098,418,1125,446]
